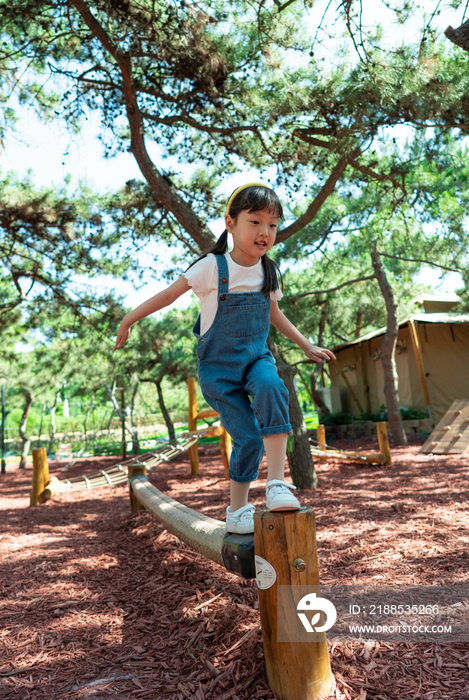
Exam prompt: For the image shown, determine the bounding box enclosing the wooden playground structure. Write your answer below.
[187,377,232,479]
[127,463,335,700]
[311,420,392,466]
[421,398,469,454]
[25,380,406,699]
[29,448,336,700]
[28,385,339,699]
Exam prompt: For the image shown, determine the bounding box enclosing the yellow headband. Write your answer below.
[225,182,269,216]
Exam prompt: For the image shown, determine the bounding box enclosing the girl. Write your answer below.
[114,183,336,534]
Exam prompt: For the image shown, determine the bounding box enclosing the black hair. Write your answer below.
[186,185,283,295]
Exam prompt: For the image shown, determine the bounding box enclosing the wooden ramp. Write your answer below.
[421,399,469,454]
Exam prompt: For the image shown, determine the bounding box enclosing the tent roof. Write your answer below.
[410,293,461,313]
[333,313,469,352]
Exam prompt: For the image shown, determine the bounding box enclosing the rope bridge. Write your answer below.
[57,430,211,494]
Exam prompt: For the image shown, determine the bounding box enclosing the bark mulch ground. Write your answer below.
[1,434,469,700]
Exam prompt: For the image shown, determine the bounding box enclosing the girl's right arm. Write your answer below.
[113,276,191,350]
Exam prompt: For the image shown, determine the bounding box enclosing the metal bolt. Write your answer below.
[269,525,274,530]
[293,558,306,572]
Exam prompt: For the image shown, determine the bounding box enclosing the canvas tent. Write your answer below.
[325,307,469,423]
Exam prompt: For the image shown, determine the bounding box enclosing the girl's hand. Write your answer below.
[113,321,131,351]
[303,343,337,363]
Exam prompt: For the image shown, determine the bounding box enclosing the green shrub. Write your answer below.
[320,411,352,426]
[400,407,426,420]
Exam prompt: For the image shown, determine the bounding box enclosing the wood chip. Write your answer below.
[2,442,469,700]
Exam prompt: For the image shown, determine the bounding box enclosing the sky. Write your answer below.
[1,0,466,310]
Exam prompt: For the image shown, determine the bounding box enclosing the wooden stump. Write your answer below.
[377,421,392,466]
[128,464,147,513]
[30,448,48,506]
[254,508,334,700]
[316,425,327,462]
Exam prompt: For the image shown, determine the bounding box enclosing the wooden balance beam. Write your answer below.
[128,464,335,700]
[129,464,226,565]
[314,420,392,466]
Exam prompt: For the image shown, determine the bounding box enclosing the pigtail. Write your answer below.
[261,255,283,295]
[186,229,229,271]
[210,229,229,257]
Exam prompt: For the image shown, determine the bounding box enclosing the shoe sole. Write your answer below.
[226,526,254,534]
[268,505,300,511]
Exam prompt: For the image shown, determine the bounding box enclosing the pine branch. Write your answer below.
[277,148,361,242]
[286,274,376,301]
[378,253,463,274]
[70,0,216,253]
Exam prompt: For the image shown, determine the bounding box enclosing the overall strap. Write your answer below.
[215,254,229,295]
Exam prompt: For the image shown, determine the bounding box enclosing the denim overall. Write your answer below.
[193,254,291,483]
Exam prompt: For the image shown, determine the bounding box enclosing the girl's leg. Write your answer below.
[230,479,251,511]
[227,480,255,534]
[263,433,299,510]
[263,433,288,481]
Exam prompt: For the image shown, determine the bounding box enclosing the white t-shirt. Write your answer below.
[184,252,283,335]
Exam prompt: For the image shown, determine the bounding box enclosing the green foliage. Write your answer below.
[0,170,137,332]
[400,407,427,420]
[320,411,353,426]
[1,0,469,451]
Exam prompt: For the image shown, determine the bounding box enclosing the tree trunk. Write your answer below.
[267,337,318,489]
[83,402,93,448]
[445,19,469,51]
[18,390,32,469]
[309,310,330,417]
[129,381,140,454]
[48,395,58,455]
[104,381,135,439]
[310,367,330,417]
[355,308,364,338]
[370,244,407,446]
[105,408,115,438]
[155,381,176,442]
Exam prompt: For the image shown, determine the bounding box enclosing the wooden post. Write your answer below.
[377,421,392,466]
[187,377,200,475]
[30,447,48,506]
[408,319,432,419]
[128,463,147,513]
[254,509,335,700]
[219,426,231,480]
[316,424,327,462]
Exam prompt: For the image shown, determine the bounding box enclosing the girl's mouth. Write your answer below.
[255,241,267,249]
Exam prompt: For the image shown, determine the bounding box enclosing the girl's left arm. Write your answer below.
[270,301,336,362]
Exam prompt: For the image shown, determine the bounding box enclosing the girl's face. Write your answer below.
[225,207,278,267]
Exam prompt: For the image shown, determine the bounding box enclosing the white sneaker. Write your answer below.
[266,480,301,511]
[225,504,255,534]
